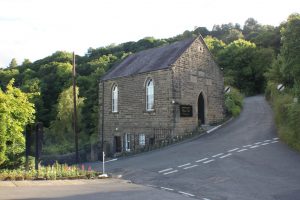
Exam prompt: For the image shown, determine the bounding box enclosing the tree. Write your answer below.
[280,13,300,87]
[44,86,85,154]
[0,79,35,168]
[9,58,18,68]
[204,36,226,57]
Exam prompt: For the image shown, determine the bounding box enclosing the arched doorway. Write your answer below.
[198,93,205,125]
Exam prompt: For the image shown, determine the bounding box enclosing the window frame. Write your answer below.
[112,84,118,113]
[146,78,154,111]
[139,134,146,146]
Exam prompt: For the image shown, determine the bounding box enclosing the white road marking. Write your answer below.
[196,158,208,163]
[237,149,248,152]
[219,153,232,158]
[161,187,174,191]
[212,153,224,158]
[243,145,252,148]
[250,145,259,148]
[101,158,118,163]
[203,159,215,164]
[178,191,195,197]
[261,143,270,146]
[255,142,262,145]
[146,184,157,188]
[203,198,211,200]
[264,140,271,142]
[158,168,173,173]
[178,163,191,168]
[207,125,221,133]
[273,137,279,140]
[228,148,239,152]
[271,140,279,143]
[163,170,178,175]
[183,165,198,170]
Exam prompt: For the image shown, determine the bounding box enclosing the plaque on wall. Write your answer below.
[180,105,193,117]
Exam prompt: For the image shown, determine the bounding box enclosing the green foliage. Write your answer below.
[204,36,226,57]
[43,86,86,155]
[0,80,35,169]
[218,39,274,95]
[0,161,101,181]
[224,87,244,117]
[9,58,18,68]
[265,13,300,151]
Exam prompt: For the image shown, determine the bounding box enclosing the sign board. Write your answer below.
[180,105,193,117]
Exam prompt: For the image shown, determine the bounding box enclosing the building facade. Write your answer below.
[99,36,225,156]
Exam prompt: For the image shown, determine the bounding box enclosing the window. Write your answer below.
[139,134,145,146]
[112,84,118,112]
[146,79,154,111]
[125,133,131,151]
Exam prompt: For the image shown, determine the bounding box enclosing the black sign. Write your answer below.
[180,105,193,117]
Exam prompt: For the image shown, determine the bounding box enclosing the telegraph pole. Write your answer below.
[73,52,79,163]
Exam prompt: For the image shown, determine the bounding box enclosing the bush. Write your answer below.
[272,92,300,151]
[225,87,244,117]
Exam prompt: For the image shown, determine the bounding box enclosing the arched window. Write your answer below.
[112,84,118,112]
[146,79,154,111]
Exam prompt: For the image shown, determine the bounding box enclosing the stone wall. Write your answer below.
[99,37,225,155]
[171,37,225,135]
[99,70,173,155]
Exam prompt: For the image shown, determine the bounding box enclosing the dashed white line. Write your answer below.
[250,145,259,148]
[183,165,198,170]
[178,163,191,168]
[264,140,271,142]
[255,142,262,145]
[163,170,178,175]
[219,153,232,158]
[178,191,195,197]
[237,149,248,152]
[273,137,279,140]
[158,168,173,173]
[203,159,215,164]
[203,198,211,200]
[271,140,279,143]
[228,148,239,152]
[146,184,157,188]
[243,145,252,148]
[161,187,174,191]
[195,158,208,163]
[212,153,224,158]
[261,143,270,146]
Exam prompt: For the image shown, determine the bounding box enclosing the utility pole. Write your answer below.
[73,52,79,163]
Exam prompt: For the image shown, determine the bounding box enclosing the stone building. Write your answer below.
[99,36,225,156]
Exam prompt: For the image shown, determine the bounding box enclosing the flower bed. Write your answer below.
[0,162,102,181]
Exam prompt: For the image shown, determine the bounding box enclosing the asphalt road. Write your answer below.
[89,95,300,200]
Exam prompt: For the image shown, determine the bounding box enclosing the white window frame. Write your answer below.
[125,133,131,152]
[112,84,118,112]
[139,134,145,146]
[146,79,154,111]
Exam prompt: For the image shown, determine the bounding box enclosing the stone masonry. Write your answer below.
[99,36,225,156]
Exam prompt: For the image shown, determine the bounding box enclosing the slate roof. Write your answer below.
[101,37,196,80]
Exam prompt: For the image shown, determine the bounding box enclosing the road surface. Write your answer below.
[90,96,300,200]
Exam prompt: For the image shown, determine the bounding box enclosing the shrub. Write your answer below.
[225,87,244,117]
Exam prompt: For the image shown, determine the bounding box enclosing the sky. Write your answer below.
[0,0,299,68]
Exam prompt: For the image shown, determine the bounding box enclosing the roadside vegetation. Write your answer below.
[0,159,101,181]
[265,14,300,151]
[224,87,244,117]
[0,13,299,170]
